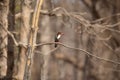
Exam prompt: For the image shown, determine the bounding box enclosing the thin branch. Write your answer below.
[36,42,120,65]
[0,22,18,46]
[92,13,120,23]
[35,43,120,73]
[106,22,120,28]
[35,46,120,72]
[35,46,120,73]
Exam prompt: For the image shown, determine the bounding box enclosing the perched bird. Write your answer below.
[54,32,64,47]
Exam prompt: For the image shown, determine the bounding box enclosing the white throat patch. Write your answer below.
[57,34,61,39]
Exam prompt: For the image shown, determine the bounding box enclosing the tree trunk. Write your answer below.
[12,0,31,80]
[0,0,9,79]
[40,0,52,80]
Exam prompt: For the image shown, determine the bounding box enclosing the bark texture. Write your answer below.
[0,0,9,79]
[12,0,31,80]
[40,0,52,80]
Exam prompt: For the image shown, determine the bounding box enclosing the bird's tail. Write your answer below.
[55,44,57,47]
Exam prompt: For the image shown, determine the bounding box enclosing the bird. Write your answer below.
[54,32,64,47]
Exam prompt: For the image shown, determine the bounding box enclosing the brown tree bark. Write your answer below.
[0,0,9,79]
[12,0,32,80]
[40,0,52,80]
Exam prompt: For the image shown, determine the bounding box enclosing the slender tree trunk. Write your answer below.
[0,0,9,79]
[40,0,52,80]
[12,0,31,80]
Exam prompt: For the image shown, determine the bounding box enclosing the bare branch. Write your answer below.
[36,42,120,65]
[92,13,120,23]
[0,22,18,46]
